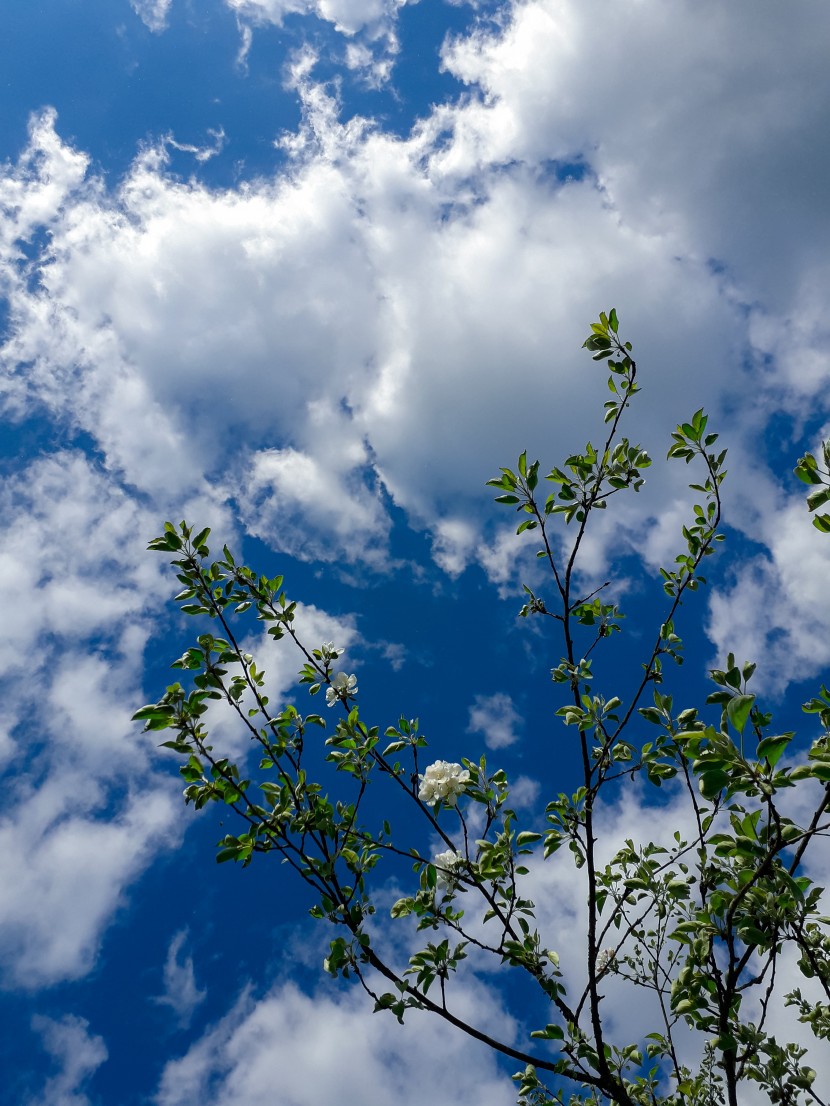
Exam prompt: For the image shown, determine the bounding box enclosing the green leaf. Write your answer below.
[193,526,211,552]
[757,733,793,768]
[530,1023,565,1041]
[699,769,728,799]
[794,453,822,484]
[159,739,191,754]
[148,535,181,551]
[726,694,755,735]
[807,487,830,512]
[216,845,243,864]
[736,924,769,947]
[391,897,414,919]
[132,704,172,721]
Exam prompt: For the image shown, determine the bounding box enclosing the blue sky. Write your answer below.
[1,1,830,1103]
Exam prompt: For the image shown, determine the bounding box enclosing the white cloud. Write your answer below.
[0,452,184,986]
[441,0,830,307]
[0,451,166,721]
[431,517,478,578]
[165,128,227,163]
[0,96,734,593]
[238,400,391,566]
[1,110,384,511]
[226,0,408,82]
[156,980,515,1106]
[467,691,522,750]
[1,0,829,682]
[0,789,177,987]
[476,525,532,589]
[0,94,737,580]
[228,0,393,36]
[29,1015,107,1106]
[131,0,172,33]
[506,773,540,810]
[0,452,362,990]
[153,930,207,1027]
[0,108,88,267]
[706,498,830,694]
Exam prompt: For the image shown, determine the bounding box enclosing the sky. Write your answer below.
[1,1,830,1103]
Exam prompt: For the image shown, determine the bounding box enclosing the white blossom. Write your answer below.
[596,948,616,974]
[433,849,463,892]
[418,760,470,805]
[325,671,357,707]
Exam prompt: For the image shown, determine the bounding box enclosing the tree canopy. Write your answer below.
[136,312,830,1106]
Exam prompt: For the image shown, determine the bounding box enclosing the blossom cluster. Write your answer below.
[326,671,358,707]
[596,948,616,974]
[433,849,463,892]
[418,760,470,805]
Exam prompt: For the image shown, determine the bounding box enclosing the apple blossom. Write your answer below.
[418,760,470,805]
[325,671,357,707]
[433,849,463,892]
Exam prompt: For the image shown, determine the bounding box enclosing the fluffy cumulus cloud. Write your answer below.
[0,107,387,515]
[0,453,357,989]
[443,0,830,304]
[706,497,830,693]
[5,2,827,597]
[0,452,165,682]
[0,787,176,988]
[156,979,515,1106]
[0,452,183,986]
[467,691,522,750]
[0,95,736,574]
[238,434,391,567]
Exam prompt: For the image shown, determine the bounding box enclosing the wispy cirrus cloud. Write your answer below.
[152,930,207,1028]
[226,0,410,82]
[130,0,173,33]
[28,1015,107,1106]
